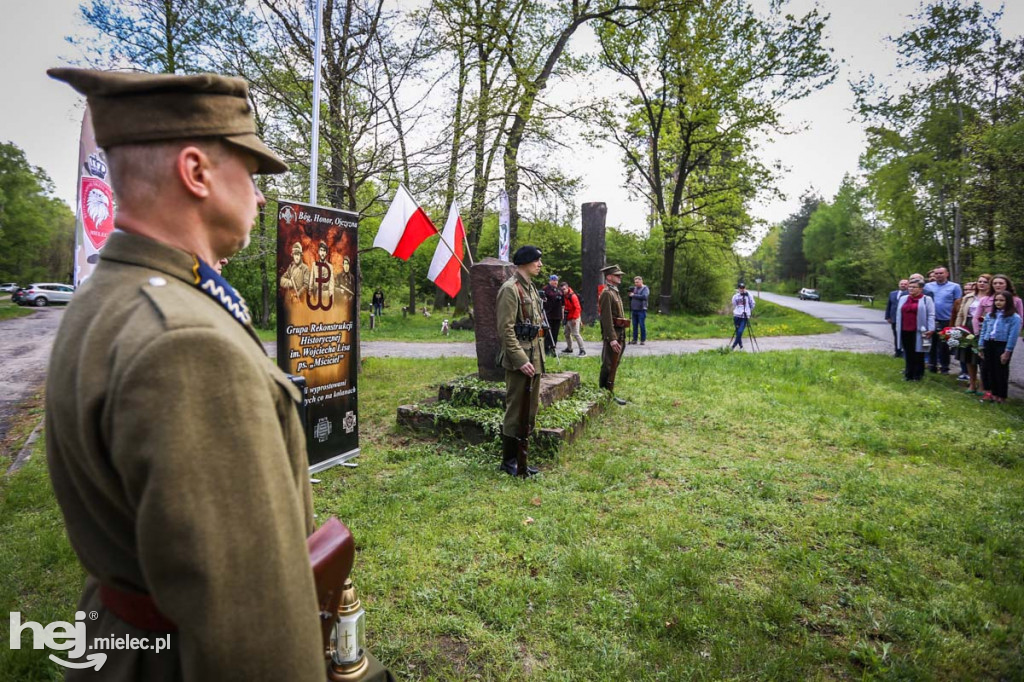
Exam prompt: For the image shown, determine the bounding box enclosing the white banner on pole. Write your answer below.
[498,189,510,262]
[73,106,115,286]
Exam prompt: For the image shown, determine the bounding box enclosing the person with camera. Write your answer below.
[628,275,649,345]
[541,274,564,357]
[730,282,755,350]
[495,246,546,476]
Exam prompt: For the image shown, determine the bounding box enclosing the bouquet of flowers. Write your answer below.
[939,326,978,354]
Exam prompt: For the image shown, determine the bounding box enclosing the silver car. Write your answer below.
[19,283,75,307]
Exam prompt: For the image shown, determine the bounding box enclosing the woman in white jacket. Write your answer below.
[895,280,936,380]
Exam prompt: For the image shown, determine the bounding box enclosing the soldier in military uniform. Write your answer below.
[45,68,327,680]
[495,245,546,476]
[599,264,629,406]
[281,241,309,301]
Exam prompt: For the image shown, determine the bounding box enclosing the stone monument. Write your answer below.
[470,257,515,381]
[581,202,607,325]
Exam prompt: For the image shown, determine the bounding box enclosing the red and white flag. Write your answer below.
[427,201,465,298]
[373,184,437,260]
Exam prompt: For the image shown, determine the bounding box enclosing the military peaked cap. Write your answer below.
[601,264,625,277]
[47,67,287,174]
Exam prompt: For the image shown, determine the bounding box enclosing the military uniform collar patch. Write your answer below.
[191,256,253,327]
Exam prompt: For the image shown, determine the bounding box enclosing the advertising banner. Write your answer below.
[498,189,510,262]
[74,106,115,286]
[276,200,359,471]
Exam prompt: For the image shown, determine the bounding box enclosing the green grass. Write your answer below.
[4,352,1022,680]
[0,299,35,321]
[254,298,837,343]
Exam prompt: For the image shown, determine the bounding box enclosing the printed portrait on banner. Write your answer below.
[276,200,359,470]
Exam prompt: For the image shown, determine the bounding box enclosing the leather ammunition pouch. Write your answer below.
[613,317,631,329]
[514,321,542,340]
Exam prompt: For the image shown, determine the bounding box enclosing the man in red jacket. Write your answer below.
[560,281,586,356]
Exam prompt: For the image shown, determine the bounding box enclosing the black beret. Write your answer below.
[512,245,542,265]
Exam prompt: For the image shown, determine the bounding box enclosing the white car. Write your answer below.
[18,283,76,307]
[0,283,18,293]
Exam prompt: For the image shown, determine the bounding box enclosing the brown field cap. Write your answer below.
[601,264,625,276]
[47,68,287,174]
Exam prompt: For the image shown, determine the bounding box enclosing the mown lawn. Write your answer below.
[0,299,35,321]
[2,351,1022,680]
[254,298,837,343]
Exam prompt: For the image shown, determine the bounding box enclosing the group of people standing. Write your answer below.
[538,273,650,358]
[885,267,1021,403]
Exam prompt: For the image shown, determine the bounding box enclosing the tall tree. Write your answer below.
[596,0,835,312]
[0,143,76,283]
[854,1,1004,282]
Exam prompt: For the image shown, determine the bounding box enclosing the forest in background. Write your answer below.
[2,1,1021,319]
[747,2,1024,299]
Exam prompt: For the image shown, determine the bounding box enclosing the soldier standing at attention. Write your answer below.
[45,69,327,680]
[599,264,629,406]
[495,245,546,476]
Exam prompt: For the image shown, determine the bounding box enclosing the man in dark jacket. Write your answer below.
[885,278,909,357]
[628,275,650,344]
[541,274,564,357]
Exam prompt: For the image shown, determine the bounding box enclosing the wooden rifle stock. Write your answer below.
[607,334,625,389]
[516,367,533,479]
[307,517,355,654]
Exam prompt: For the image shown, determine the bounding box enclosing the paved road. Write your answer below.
[4,291,1019,448]
[0,307,65,443]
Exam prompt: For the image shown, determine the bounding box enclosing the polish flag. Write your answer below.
[427,200,466,298]
[373,184,437,260]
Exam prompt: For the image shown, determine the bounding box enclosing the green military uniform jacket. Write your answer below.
[599,283,626,342]
[495,270,547,372]
[45,232,324,681]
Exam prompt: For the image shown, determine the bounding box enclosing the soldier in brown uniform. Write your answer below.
[495,245,546,476]
[44,69,327,680]
[599,264,629,405]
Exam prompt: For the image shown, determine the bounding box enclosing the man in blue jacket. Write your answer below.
[884,279,909,357]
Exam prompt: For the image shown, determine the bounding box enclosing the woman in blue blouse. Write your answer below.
[979,291,1021,403]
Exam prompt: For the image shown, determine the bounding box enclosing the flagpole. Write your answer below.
[435,231,471,276]
[309,0,325,204]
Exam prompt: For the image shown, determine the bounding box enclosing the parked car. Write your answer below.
[10,286,28,304]
[0,283,17,294]
[17,283,76,307]
[798,288,821,301]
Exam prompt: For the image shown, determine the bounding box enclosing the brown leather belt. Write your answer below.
[99,584,178,632]
[613,317,630,328]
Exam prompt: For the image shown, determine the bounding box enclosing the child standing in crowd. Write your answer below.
[979,291,1021,404]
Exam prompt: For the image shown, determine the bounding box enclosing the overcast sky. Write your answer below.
[3,0,1022,244]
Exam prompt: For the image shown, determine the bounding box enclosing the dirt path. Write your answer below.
[0,308,64,444]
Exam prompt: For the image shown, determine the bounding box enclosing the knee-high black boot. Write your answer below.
[500,434,538,476]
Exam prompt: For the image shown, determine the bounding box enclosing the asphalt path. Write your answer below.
[4,292,1020,449]
[0,307,65,444]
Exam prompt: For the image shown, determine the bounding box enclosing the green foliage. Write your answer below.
[6,353,1024,679]
[803,178,889,298]
[0,143,75,285]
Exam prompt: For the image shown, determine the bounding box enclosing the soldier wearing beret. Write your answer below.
[44,68,327,680]
[599,264,629,405]
[495,245,546,476]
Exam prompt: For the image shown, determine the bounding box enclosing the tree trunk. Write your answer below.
[659,239,676,314]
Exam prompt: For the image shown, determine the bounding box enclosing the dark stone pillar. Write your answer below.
[472,258,516,381]
[581,202,607,325]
